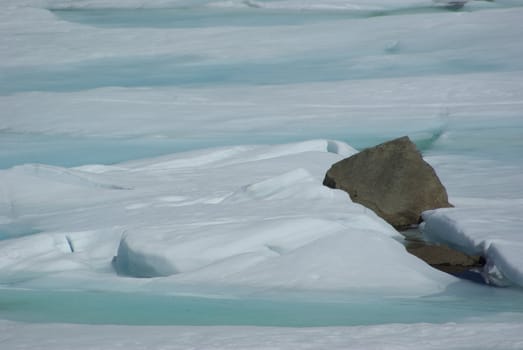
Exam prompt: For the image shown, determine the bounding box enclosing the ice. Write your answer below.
[115,218,444,292]
[1,0,523,345]
[0,0,458,11]
[0,140,453,295]
[2,317,523,350]
[230,168,320,200]
[0,229,122,276]
[419,151,523,288]
[421,204,523,287]
[2,2,523,142]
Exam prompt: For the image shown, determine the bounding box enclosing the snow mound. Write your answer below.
[0,164,132,222]
[127,140,356,172]
[114,218,344,278]
[114,218,451,293]
[421,202,523,287]
[0,140,454,294]
[0,229,121,275]
[108,140,452,294]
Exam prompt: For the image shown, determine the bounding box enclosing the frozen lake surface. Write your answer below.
[1,0,523,348]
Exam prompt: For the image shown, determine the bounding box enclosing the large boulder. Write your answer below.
[323,136,452,229]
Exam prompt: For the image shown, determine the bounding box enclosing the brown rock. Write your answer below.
[323,136,452,229]
[406,244,484,274]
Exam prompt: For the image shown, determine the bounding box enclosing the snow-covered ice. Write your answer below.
[422,203,523,287]
[421,155,523,288]
[0,140,453,295]
[2,317,523,350]
[1,0,523,348]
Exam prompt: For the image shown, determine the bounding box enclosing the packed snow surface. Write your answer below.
[2,317,523,350]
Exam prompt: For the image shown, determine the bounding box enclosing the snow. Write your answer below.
[2,317,523,350]
[419,154,523,288]
[0,140,453,294]
[421,204,523,287]
[1,0,523,346]
[2,0,523,141]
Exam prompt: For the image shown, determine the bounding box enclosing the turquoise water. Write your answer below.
[51,3,521,30]
[0,132,207,169]
[1,50,510,95]
[1,286,522,326]
[50,7,459,29]
[422,119,523,163]
[0,129,450,169]
[2,120,520,169]
[52,8,360,28]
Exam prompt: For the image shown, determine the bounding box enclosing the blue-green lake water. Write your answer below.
[1,285,523,326]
